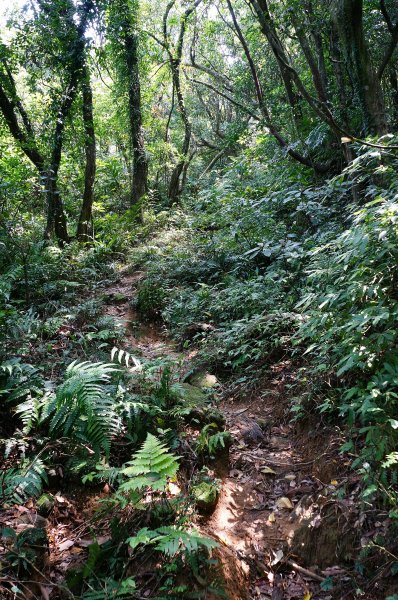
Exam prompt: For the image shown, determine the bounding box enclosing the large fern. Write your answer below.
[120,433,179,492]
[0,359,43,404]
[0,359,45,433]
[42,361,120,457]
[0,458,48,505]
[127,526,217,557]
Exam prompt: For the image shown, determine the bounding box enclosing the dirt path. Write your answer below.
[0,271,375,600]
[102,271,181,360]
[100,271,346,599]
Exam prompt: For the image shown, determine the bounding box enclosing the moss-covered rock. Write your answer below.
[180,382,208,404]
[189,372,218,389]
[192,481,219,514]
[37,493,55,517]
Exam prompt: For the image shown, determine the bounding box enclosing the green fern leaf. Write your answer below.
[43,361,120,457]
[120,434,179,492]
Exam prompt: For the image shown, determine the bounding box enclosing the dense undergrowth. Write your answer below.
[0,209,229,598]
[134,140,398,506]
[2,139,398,596]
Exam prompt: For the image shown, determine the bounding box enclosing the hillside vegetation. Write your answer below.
[1,0,398,598]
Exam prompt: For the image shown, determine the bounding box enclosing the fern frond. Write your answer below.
[14,395,43,433]
[111,347,141,371]
[0,459,48,505]
[81,577,136,599]
[43,361,121,457]
[120,434,179,492]
[127,526,217,557]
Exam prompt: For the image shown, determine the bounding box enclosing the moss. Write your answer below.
[192,481,219,514]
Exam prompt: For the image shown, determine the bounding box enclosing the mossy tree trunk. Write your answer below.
[332,0,388,136]
[77,66,96,242]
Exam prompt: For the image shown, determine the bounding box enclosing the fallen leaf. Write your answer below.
[303,592,312,600]
[276,497,293,510]
[59,539,74,552]
[261,466,276,475]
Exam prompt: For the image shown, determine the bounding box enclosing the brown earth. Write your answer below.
[1,269,386,600]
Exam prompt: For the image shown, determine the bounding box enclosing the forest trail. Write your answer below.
[0,268,365,600]
[101,271,180,361]
[98,269,345,599]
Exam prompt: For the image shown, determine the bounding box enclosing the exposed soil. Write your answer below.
[1,270,382,599]
[100,271,359,599]
[101,271,181,361]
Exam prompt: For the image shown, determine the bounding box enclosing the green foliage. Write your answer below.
[81,578,136,600]
[0,358,43,404]
[120,433,179,492]
[42,360,120,457]
[196,424,231,457]
[0,458,48,505]
[135,278,167,320]
[296,178,398,482]
[127,526,217,556]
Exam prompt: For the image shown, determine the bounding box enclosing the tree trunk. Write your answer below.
[249,0,302,119]
[332,0,388,136]
[290,12,328,104]
[168,61,192,202]
[164,0,202,203]
[43,76,83,244]
[121,0,148,207]
[44,170,69,245]
[390,67,398,130]
[77,67,96,242]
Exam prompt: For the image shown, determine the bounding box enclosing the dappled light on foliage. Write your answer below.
[1,0,398,598]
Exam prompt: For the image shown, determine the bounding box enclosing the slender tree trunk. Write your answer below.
[390,67,398,130]
[226,0,333,173]
[290,13,328,103]
[330,25,349,129]
[77,67,96,242]
[43,76,83,244]
[249,0,302,120]
[180,149,196,192]
[168,60,192,201]
[122,1,148,206]
[44,169,69,244]
[305,1,329,97]
[332,0,388,136]
[163,0,202,202]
